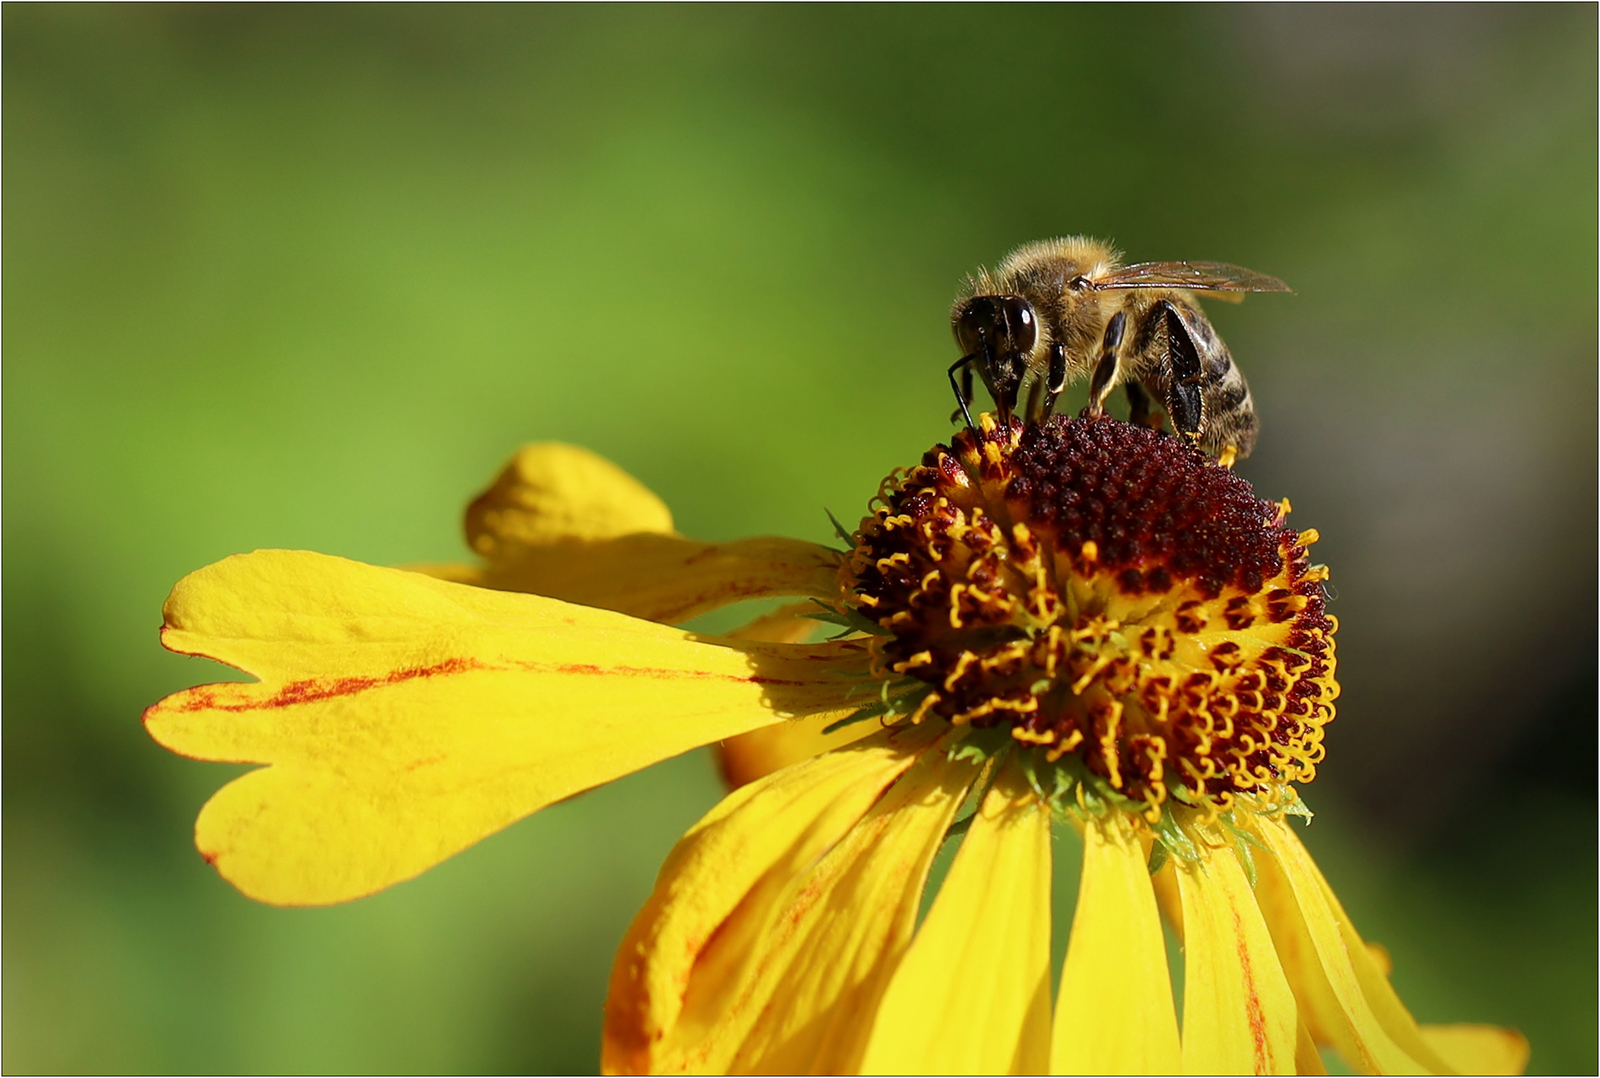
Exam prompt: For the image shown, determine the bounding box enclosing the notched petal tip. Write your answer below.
[143,549,865,907]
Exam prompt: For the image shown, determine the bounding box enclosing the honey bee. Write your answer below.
[949,236,1290,464]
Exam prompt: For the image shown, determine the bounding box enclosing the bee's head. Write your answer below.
[950,294,1038,362]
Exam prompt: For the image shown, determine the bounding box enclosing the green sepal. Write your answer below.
[1233,831,1259,888]
[1147,840,1169,876]
[824,508,856,548]
[804,608,852,628]
[1281,788,1315,824]
[941,736,1008,846]
[840,675,923,703]
[820,707,881,735]
[803,598,890,638]
[821,680,932,734]
[1218,811,1267,888]
[1225,816,1269,853]
[1021,749,1077,816]
[1045,752,1135,821]
[946,725,1013,766]
[1169,785,1205,807]
[1151,807,1200,864]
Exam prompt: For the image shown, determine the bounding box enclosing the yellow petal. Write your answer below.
[722,742,979,1075]
[144,550,866,907]
[861,758,1052,1076]
[1419,1025,1529,1076]
[603,724,939,1075]
[401,561,485,586]
[724,601,824,647]
[608,730,977,1074]
[1249,841,1356,1062]
[717,712,883,791]
[715,603,881,790]
[1251,815,1454,1074]
[466,442,676,545]
[480,532,842,624]
[1298,1017,1331,1075]
[1176,840,1300,1075]
[1151,857,1185,938]
[1053,810,1181,1076]
[461,443,841,623]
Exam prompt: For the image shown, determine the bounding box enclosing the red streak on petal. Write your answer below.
[166,656,815,715]
[536,661,805,687]
[176,657,486,712]
[1232,902,1270,1074]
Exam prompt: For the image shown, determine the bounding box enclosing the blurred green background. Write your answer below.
[5,5,1594,1073]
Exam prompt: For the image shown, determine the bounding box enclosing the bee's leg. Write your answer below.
[1125,380,1160,430]
[1085,350,1117,415]
[1085,311,1127,415]
[948,360,977,426]
[947,354,980,431]
[1023,375,1044,424]
[1039,341,1069,420]
[1155,302,1205,445]
[1168,382,1204,444]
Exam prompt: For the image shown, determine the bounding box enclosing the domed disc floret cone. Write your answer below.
[841,413,1337,824]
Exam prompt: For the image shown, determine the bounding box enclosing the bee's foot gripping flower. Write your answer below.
[843,412,1336,823]
[147,424,1529,1077]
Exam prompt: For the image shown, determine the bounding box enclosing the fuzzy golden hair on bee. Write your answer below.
[946,236,1288,463]
[993,235,1123,284]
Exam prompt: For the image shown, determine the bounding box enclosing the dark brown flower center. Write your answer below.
[842,414,1338,816]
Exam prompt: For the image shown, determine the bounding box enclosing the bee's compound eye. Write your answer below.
[953,297,998,354]
[997,296,1038,352]
[953,295,1037,356]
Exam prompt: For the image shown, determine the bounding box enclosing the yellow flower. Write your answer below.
[146,418,1527,1075]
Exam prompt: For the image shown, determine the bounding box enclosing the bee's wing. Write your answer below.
[1091,261,1292,294]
